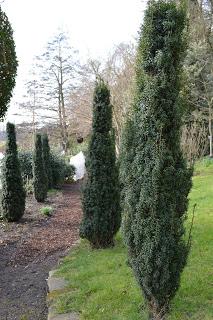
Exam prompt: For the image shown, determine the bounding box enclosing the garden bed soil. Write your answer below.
[0,183,82,320]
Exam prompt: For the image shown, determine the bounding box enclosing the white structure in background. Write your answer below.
[70,151,85,181]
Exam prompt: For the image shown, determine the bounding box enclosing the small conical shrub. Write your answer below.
[80,80,121,248]
[1,123,25,222]
[120,1,193,319]
[33,134,48,202]
[42,133,53,189]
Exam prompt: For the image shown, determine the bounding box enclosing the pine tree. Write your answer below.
[0,6,18,118]
[42,133,53,189]
[33,134,48,202]
[120,1,193,319]
[80,80,121,248]
[1,123,26,222]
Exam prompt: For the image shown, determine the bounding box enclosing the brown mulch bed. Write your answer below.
[0,183,82,320]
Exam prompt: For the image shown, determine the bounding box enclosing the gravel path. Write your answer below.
[0,183,82,320]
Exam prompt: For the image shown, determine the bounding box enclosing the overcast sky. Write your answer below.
[1,0,146,124]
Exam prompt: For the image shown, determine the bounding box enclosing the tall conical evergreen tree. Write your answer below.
[80,80,121,248]
[120,1,193,319]
[1,123,25,222]
[33,134,48,202]
[0,6,18,118]
[42,133,53,189]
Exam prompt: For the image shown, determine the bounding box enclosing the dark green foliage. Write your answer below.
[33,134,48,202]
[50,153,65,187]
[42,134,53,189]
[18,151,33,181]
[64,163,75,183]
[18,149,74,189]
[50,153,75,187]
[80,80,121,249]
[18,151,34,195]
[120,1,193,319]
[0,6,18,118]
[1,123,25,222]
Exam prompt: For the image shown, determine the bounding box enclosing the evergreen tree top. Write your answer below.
[136,0,186,93]
[34,133,43,157]
[134,0,187,148]
[92,80,112,133]
[5,122,17,154]
[33,133,48,202]
[42,133,49,146]
[42,133,50,158]
[35,133,42,148]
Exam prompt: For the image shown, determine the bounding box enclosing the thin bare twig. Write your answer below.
[187,203,197,249]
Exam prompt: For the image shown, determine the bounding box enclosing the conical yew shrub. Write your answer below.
[42,133,53,189]
[80,80,121,248]
[33,133,48,202]
[120,1,193,318]
[1,123,26,222]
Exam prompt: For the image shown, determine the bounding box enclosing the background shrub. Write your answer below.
[17,148,75,192]
[64,162,75,183]
[18,151,33,181]
[24,178,34,196]
[51,152,75,187]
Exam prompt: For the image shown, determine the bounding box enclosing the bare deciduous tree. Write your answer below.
[184,0,213,157]
[181,112,209,164]
[69,42,136,153]
[35,31,79,153]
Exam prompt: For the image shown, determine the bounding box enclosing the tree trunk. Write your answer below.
[59,57,69,154]
[60,85,68,153]
[58,94,65,153]
[32,89,36,146]
[148,300,167,320]
[148,310,167,320]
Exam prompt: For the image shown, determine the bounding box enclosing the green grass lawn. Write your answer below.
[52,159,213,319]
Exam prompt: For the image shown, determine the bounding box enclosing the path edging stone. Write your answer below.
[47,239,81,320]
